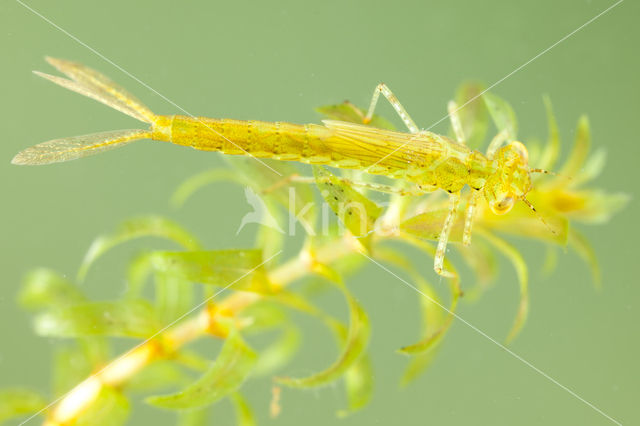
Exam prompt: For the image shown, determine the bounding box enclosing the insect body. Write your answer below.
[12,58,544,277]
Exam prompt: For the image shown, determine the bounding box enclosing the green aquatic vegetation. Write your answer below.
[2,88,627,426]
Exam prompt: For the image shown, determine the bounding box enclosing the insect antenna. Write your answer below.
[521,197,557,236]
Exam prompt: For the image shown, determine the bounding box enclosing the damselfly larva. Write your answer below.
[12,58,551,277]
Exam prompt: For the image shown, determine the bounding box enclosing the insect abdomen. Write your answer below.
[155,115,369,169]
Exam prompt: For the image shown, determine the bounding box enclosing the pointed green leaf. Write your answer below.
[560,115,590,178]
[35,300,161,338]
[478,230,528,344]
[171,169,248,207]
[75,386,129,426]
[78,216,201,281]
[177,407,211,426]
[147,331,257,410]
[253,326,301,376]
[276,281,370,388]
[391,235,461,355]
[313,166,383,241]
[227,157,317,233]
[154,271,194,324]
[482,201,569,246]
[316,102,395,130]
[0,388,46,423]
[125,360,187,392]
[568,229,601,288]
[149,249,272,294]
[537,95,561,170]
[19,268,85,310]
[230,393,256,426]
[484,92,517,140]
[453,82,489,149]
[178,407,209,426]
[338,352,374,417]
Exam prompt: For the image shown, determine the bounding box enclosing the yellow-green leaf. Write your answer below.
[561,115,590,178]
[313,166,383,241]
[537,95,561,170]
[478,230,529,344]
[568,229,601,288]
[484,92,517,140]
[147,331,257,410]
[228,157,316,233]
[0,388,45,423]
[230,392,256,426]
[453,82,489,149]
[400,209,464,243]
[171,169,248,207]
[35,300,161,338]
[338,352,374,417]
[149,249,272,294]
[253,326,301,376]
[19,268,85,310]
[276,281,370,388]
[78,216,201,281]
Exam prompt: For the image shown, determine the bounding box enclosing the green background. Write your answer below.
[1,0,638,425]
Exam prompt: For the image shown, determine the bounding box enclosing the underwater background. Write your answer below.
[1,0,638,424]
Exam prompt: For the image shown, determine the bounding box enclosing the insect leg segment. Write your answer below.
[447,100,466,144]
[462,190,480,246]
[434,191,461,277]
[263,174,425,196]
[364,83,420,134]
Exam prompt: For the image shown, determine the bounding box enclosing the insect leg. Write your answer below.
[263,174,424,196]
[462,190,480,246]
[447,100,466,144]
[434,191,460,277]
[364,83,420,133]
[486,129,510,159]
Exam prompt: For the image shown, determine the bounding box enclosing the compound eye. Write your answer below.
[510,141,529,163]
[491,196,515,215]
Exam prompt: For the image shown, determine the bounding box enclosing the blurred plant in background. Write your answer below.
[0,86,627,425]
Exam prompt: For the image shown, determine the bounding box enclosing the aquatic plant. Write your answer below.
[1,86,626,425]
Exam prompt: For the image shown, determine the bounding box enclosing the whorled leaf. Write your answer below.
[400,208,464,243]
[276,283,370,389]
[177,406,209,426]
[481,200,569,246]
[147,331,257,410]
[338,351,374,417]
[171,169,248,207]
[154,271,194,324]
[34,300,161,338]
[228,157,317,234]
[316,102,395,130]
[125,360,188,392]
[19,268,85,311]
[313,166,383,243]
[0,388,46,423]
[75,386,130,426]
[537,95,561,170]
[78,216,201,281]
[392,235,461,355]
[253,325,301,376]
[372,246,447,383]
[453,82,489,149]
[148,249,272,294]
[230,392,256,426]
[484,91,518,140]
[477,230,529,344]
[561,115,591,179]
[568,229,601,288]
